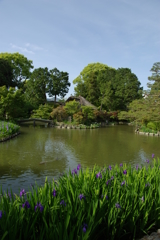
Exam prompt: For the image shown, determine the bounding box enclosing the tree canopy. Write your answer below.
[47,68,70,102]
[24,67,50,109]
[73,63,143,111]
[118,62,160,123]
[0,58,14,88]
[0,52,34,88]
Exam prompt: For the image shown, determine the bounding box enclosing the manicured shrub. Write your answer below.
[31,104,53,119]
[50,106,68,122]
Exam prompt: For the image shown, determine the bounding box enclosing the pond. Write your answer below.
[0,124,160,194]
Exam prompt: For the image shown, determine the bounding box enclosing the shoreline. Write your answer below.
[0,131,20,142]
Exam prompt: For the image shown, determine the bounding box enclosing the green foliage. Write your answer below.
[73,111,84,124]
[73,62,110,98]
[147,122,157,131]
[1,159,160,239]
[93,110,109,122]
[0,52,34,88]
[24,67,49,109]
[118,62,160,124]
[47,68,70,102]
[0,121,20,140]
[50,106,68,122]
[108,111,119,121]
[64,100,80,117]
[81,106,95,124]
[0,86,30,120]
[0,58,14,88]
[73,63,143,111]
[31,104,53,119]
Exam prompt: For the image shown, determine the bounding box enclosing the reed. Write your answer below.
[0,156,160,240]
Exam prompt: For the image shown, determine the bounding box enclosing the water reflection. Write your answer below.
[0,125,159,194]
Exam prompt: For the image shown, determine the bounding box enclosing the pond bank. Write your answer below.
[0,131,20,142]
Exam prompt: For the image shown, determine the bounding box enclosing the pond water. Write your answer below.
[0,124,160,194]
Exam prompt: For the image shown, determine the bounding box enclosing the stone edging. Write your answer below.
[0,132,20,142]
[135,130,160,137]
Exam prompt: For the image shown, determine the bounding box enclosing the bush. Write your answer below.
[93,110,109,122]
[31,104,53,119]
[64,100,80,117]
[73,111,84,124]
[147,122,157,131]
[50,106,68,122]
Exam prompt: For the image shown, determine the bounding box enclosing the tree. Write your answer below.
[0,86,29,119]
[0,52,34,88]
[24,67,50,109]
[47,68,70,102]
[118,62,160,124]
[0,58,14,88]
[73,62,112,99]
[97,68,116,110]
[113,68,143,110]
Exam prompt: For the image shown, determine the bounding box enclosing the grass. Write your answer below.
[0,121,20,141]
[0,156,160,240]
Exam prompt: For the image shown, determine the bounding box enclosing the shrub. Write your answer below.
[73,111,84,124]
[93,110,109,122]
[147,122,157,131]
[81,106,95,125]
[31,104,53,119]
[64,100,80,117]
[50,106,68,122]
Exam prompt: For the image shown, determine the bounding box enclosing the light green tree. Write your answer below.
[0,52,34,88]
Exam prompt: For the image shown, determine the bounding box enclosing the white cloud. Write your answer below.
[25,43,44,51]
[10,43,34,54]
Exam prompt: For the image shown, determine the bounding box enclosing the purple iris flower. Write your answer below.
[115,203,121,208]
[60,200,66,206]
[123,170,127,175]
[108,165,112,170]
[79,194,85,200]
[96,172,102,178]
[22,201,30,209]
[81,223,88,233]
[20,189,25,197]
[121,181,125,186]
[120,163,123,167]
[136,165,139,170]
[77,164,81,170]
[111,176,114,180]
[35,202,44,212]
[52,189,56,197]
[145,183,150,187]
[106,180,111,185]
[145,159,149,163]
[72,168,77,174]
[0,211,2,219]
[152,154,155,158]
[106,195,108,200]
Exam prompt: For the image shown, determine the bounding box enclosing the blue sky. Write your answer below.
[0,0,159,99]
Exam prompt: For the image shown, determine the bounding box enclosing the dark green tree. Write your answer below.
[0,52,34,88]
[24,67,50,109]
[118,62,160,124]
[47,68,70,102]
[0,58,14,88]
[0,86,29,119]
